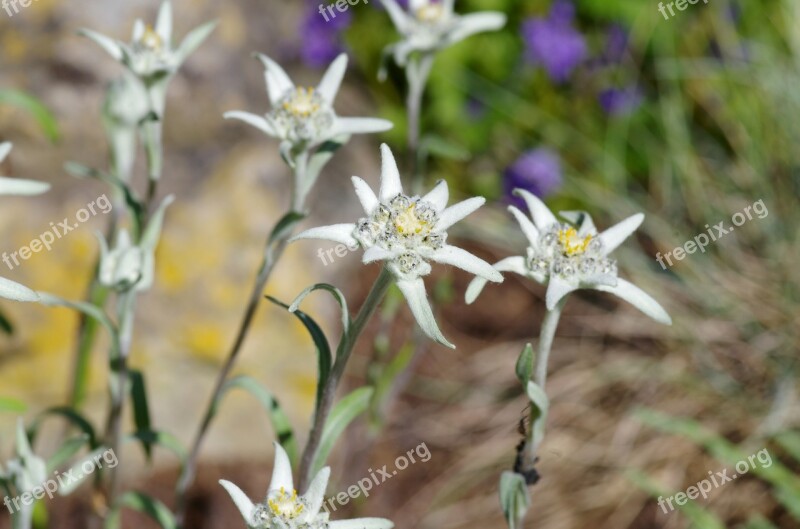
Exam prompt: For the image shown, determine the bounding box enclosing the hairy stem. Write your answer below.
[406,53,435,195]
[298,267,394,491]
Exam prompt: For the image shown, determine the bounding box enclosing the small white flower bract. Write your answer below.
[380,0,507,65]
[225,53,393,150]
[220,443,394,529]
[292,144,503,348]
[79,1,215,82]
[0,142,48,302]
[467,189,672,325]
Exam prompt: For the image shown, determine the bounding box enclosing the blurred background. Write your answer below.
[1,0,799,527]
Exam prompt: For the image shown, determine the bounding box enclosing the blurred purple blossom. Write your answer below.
[604,24,629,64]
[521,0,587,83]
[503,148,563,207]
[300,1,352,67]
[599,85,643,116]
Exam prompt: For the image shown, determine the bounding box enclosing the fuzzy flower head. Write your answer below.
[221,443,394,529]
[293,144,503,347]
[79,1,216,83]
[467,189,671,324]
[225,53,393,151]
[380,0,506,65]
[522,0,587,83]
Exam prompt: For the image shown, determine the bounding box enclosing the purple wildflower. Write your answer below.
[599,85,643,116]
[521,0,587,83]
[503,148,563,207]
[300,1,352,67]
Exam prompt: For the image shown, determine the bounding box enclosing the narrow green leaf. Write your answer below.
[312,387,374,474]
[105,491,176,529]
[515,343,534,387]
[499,471,530,529]
[128,370,153,459]
[0,89,60,142]
[267,211,305,258]
[126,430,187,465]
[740,514,779,529]
[526,381,549,449]
[775,431,800,463]
[0,308,13,335]
[37,293,119,360]
[289,283,351,337]
[213,375,298,466]
[28,407,99,450]
[267,296,332,414]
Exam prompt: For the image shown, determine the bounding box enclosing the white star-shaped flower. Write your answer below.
[292,144,503,348]
[221,443,394,529]
[79,1,215,82]
[225,53,393,150]
[380,0,506,65]
[467,189,672,325]
[0,142,48,302]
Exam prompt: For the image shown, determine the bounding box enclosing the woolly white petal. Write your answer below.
[594,278,672,325]
[317,53,348,103]
[291,224,358,247]
[513,189,557,229]
[328,117,393,138]
[79,29,124,61]
[545,275,578,310]
[429,245,503,282]
[224,111,277,137]
[379,0,412,33]
[219,480,255,524]
[444,12,506,47]
[175,21,216,66]
[559,210,596,237]
[436,197,484,231]
[351,176,379,214]
[330,519,395,529]
[268,442,294,493]
[0,277,39,302]
[0,177,50,196]
[465,256,526,304]
[396,278,454,349]
[508,205,539,247]
[257,54,295,106]
[155,1,173,44]
[362,246,397,264]
[302,467,330,517]
[598,213,644,255]
[422,180,449,212]
[378,144,403,202]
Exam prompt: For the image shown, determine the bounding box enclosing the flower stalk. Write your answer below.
[297,266,394,491]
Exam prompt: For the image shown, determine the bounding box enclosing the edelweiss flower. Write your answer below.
[225,53,393,150]
[221,443,394,529]
[467,189,671,324]
[98,230,152,292]
[0,142,48,302]
[292,144,503,347]
[380,0,506,65]
[79,1,215,85]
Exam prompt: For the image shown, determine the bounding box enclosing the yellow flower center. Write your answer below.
[415,4,445,23]
[268,487,304,520]
[139,25,163,52]
[283,87,320,118]
[557,228,592,256]
[394,204,432,236]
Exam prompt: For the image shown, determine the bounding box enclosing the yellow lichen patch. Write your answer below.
[557,227,592,256]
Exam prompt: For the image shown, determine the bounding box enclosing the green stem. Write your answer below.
[297,267,394,491]
[175,153,310,526]
[524,300,564,467]
[406,53,435,195]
